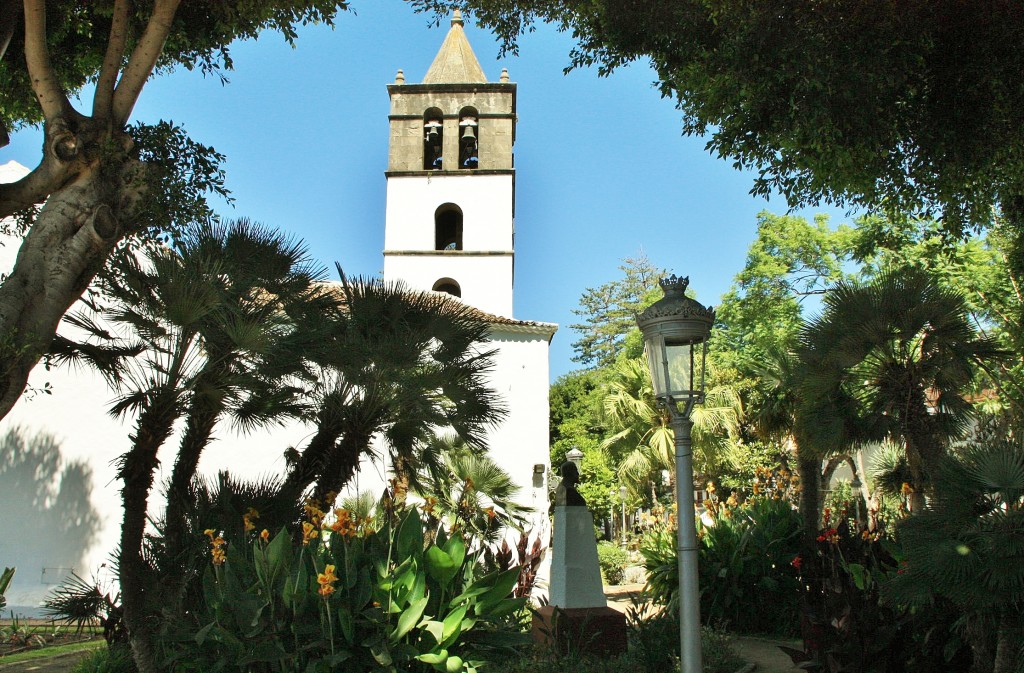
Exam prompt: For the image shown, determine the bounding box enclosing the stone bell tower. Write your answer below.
[382,10,517,317]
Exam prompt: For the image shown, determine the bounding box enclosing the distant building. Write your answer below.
[0,15,554,609]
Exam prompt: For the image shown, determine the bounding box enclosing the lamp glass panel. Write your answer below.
[665,342,694,397]
[645,336,668,398]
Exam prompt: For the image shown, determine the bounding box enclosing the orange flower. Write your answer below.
[205,529,227,565]
[302,521,319,545]
[243,507,259,533]
[485,507,497,520]
[260,529,270,543]
[317,564,338,597]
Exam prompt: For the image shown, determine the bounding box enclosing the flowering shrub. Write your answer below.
[166,504,528,673]
[640,497,802,635]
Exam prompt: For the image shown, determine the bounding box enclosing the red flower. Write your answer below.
[791,556,803,570]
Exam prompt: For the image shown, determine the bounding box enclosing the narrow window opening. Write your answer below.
[458,107,479,170]
[435,204,463,251]
[423,107,444,170]
[432,278,462,298]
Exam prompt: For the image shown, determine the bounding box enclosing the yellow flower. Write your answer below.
[317,564,338,597]
[243,507,260,533]
[901,482,914,495]
[302,521,319,545]
[260,529,270,543]
[205,529,227,566]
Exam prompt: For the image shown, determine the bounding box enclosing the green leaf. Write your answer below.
[396,509,424,560]
[445,655,464,673]
[443,535,466,570]
[425,546,458,588]
[195,621,216,645]
[477,568,520,611]
[441,605,467,645]
[416,649,449,665]
[848,563,867,591]
[391,595,429,643]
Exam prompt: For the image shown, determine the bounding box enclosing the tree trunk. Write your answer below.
[118,399,179,673]
[992,609,1020,673]
[163,367,228,561]
[797,455,822,542]
[0,128,136,420]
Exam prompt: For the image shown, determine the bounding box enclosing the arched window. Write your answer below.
[423,107,444,170]
[435,204,463,251]
[458,107,479,170]
[432,278,462,298]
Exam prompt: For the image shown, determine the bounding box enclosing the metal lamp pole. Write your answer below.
[668,403,702,673]
[635,274,714,673]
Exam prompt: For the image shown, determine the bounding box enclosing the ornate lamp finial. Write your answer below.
[452,9,464,26]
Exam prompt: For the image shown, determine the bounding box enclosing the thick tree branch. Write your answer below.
[0,157,73,219]
[0,0,18,146]
[23,0,72,121]
[93,0,132,120]
[111,0,181,125]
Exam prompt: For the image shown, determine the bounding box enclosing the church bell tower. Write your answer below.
[382,11,516,317]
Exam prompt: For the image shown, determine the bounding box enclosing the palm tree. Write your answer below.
[885,436,1024,673]
[797,269,1002,511]
[601,356,742,500]
[54,219,332,673]
[279,274,505,505]
[746,344,826,541]
[161,219,336,561]
[412,434,529,546]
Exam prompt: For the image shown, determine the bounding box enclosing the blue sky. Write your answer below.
[4,0,851,380]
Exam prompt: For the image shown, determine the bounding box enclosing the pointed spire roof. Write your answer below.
[422,10,488,84]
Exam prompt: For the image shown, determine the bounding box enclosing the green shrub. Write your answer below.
[641,497,802,636]
[596,542,630,585]
[69,645,136,673]
[162,507,529,673]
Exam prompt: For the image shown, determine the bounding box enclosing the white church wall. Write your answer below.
[383,174,514,251]
[383,254,514,317]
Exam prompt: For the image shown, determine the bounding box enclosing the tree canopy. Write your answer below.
[413,0,1024,234]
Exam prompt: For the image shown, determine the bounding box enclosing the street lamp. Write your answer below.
[619,485,628,547]
[636,275,714,673]
[566,447,584,471]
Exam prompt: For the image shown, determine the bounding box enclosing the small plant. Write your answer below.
[0,567,13,611]
[596,542,630,586]
[165,503,530,672]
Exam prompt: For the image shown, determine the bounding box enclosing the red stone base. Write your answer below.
[531,605,628,657]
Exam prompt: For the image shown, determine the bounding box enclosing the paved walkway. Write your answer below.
[603,584,805,673]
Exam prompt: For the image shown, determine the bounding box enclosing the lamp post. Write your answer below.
[566,447,584,471]
[636,275,714,673]
[619,485,628,547]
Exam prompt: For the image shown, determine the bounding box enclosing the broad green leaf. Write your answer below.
[396,509,424,560]
[848,563,867,591]
[425,546,458,588]
[416,649,449,666]
[391,595,429,643]
[441,605,467,645]
[446,655,464,673]
[443,535,466,570]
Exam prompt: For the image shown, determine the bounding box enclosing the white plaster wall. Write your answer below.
[383,254,513,317]
[384,175,513,251]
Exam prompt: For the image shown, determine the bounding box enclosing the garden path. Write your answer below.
[603,584,804,673]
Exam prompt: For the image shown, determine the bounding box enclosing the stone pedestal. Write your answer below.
[531,605,627,657]
[533,505,627,657]
[549,506,606,608]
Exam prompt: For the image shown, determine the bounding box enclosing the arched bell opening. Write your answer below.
[432,277,462,298]
[435,203,463,251]
[458,107,479,170]
[423,107,444,170]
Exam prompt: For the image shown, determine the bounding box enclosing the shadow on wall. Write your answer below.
[0,427,101,607]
